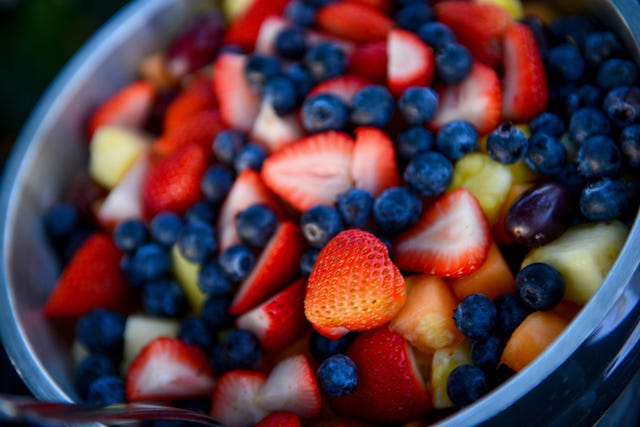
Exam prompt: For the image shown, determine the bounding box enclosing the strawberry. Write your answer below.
[308,75,371,105]
[212,52,261,132]
[210,370,269,427]
[44,233,131,318]
[230,222,306,315]
[387,28,435,97]
[251,100,304,153]
[217,168,286,251]
[153,110,224,157]
[125,337,216,401]
[428,61,502,136]
[304,229,405,340]
[315,2,393,44]
[328,326,431,424]
[350,127,400,197]
[86,80,155,139]
[254,15,289,56]
[236,278,310,352]
[434,0,514,68]
[393,188,492,278]
[502,23,548,123]
[255,411,302,427]
[224,0,292,51]
[141,143,209,220]
[163,76,217,132]
[344,0,391,11]
[347,41,388,84]
[261,131,354,212]
[255,354,323,418]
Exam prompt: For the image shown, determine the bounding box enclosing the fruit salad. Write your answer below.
[41,0,640,425]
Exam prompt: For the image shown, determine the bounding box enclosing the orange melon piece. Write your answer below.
[450,242,515,300]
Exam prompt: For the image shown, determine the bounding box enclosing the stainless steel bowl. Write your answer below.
[1,0,640,425]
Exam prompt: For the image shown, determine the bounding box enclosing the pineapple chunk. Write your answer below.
[171,244,207,313]
[450,152,512,224]
[221,0,255,21]
[122,314,180,370]
[522,221,629,305]
[431,341,472,409]
[476,0,524,19]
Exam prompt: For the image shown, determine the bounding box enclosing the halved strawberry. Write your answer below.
[163,76,218,132]
[224,0,291,51]
[434,0,514,68]
[347,41,388,84]
[153,110,224,157]
[44,233,131,318]
[344,0,391,11]
[307,75,371,106]
[125,337,216,401]
[255,411,302,427]
[141,143,209,220]
[230,221,306,315]
[255,354,322,419]
[212,52,261,132]
[502,23,548,123]
[328,326,431,424]
[210,370,269,427]
[393,188,492,278]
[236,278,310,352]
[350,127,400,197]
[304,229,405,340]
[428,61,502,136]
[387,28,435,97]
[254,15,289,55]
[315,2,393,44]
[251,100,304,153]
[86,80,156,139]
[261,131,355,212]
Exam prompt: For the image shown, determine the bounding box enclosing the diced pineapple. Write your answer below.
[221,0,255,21]
[522,220,629,305]
[507,160,540,184]
[171,244,207,313]
[431,341,472,409]
[89,126,150,189]
[449,152,512,224]
[122,314,180,370]
[476,0,524,19]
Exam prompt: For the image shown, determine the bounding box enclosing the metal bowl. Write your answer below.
[1,0,640,425]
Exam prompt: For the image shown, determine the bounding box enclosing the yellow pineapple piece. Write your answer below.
[122,314,180,370]
[476,0,524,19]
[221,0,255,21]
[171,244,206,313]
[431,341,472,409]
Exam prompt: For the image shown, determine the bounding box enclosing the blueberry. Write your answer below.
[582,31,622,68]
[597,58,638,89]
[373,186,422,235]
[336,188,374,228]
[403,151,453,197]
[395,126,434,162]
[398,86,438,124]
[554,162,588,195]
[516,263,565,311]
[309,330,357,362]
[113,219,148,253]
[447,364,489,407]
[564,84,603,116]
[179,316,216,351]
[350,85,395,128]
[198,260,233,296]
[201,165,234,204]
[417,21,456,50]
[275,26,308,60]
[234,143,268,173]
[201,295,234,331]
[213,129,247,167]
[86,375,125,407]
[576,135,622,178]
[74,354,118,398]
[436,120,479,161]
[285,1,316,27]
[286,63,315,100]
[236,204,278,248]
[523,133,567,176]
[184,200,217,225]
[435,43,473,84]
[303,42,347,82]
[580,177,628,221]
[494,293,532,338]
[529,112,565,138]
[149,211,183,248]
[44,202,78,240]
[300,205,344,249]
[394,3,433,32]
[300,247,320,277]
[177,222,217,264]
[76,309,126,355]
[142,278,188,317]
[264,75,299,116]
[130,243,172,283]
[619,125,640,167]
[244,54,283,92]
[218,244,256,282]
[602,86,640,127]
[301,93,349,133]
[471,336,504,372]
[316,354,358,397]
[550,14,598,47]
[453,294,497,341]
[547,43,586,82]
[217,329,262,370]
[569,107,610,146]
[486,122,529,164]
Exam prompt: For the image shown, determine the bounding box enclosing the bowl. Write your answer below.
[1,0,640,425]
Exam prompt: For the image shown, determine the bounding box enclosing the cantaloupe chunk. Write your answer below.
[451,242,515,300]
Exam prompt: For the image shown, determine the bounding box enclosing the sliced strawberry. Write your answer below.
[153,110,224,157]
[344,0,391,11]
[328,326,432,424]
[347,41,388,85]
[236,278,310,352]
[428,61,502,136]
[350,127,400,197]
[163,76,217,132]
[304,229,405,340]
[212,52,261,132]
[224,0,291,51]
[255,354,322,419]
[261,131,354,212]
[307,75,371,105]
[44,233,131,318]
[434,0,514,68]
[393,188,492,278]
[125,337,215,401]
[210,370,269,427]
[254,15,289,55]
[217,168,286,252]
[255,411,302,427]
[86,80,155,139]
[387,28,435,97]
[230,222,306,315]
[141,143,209,220]
[251,100,304,153]
[502,23,548,123]
[315,2,393,44]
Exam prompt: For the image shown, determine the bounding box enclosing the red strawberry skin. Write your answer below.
[393,188,492,278]
[44,233,131,318]
[224,0,292,51]
[316,2,393,44]
[387,29,435,97]
[153,110,224,157]
[142,143,209,220]
[255,412,302,427]
[308,76,371,105]
[210,370,269,427]
[163,76,217,132]
[502,23,549,122]
[347,41,388,84]
[351,126,400,197]
[329,326,431,424]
